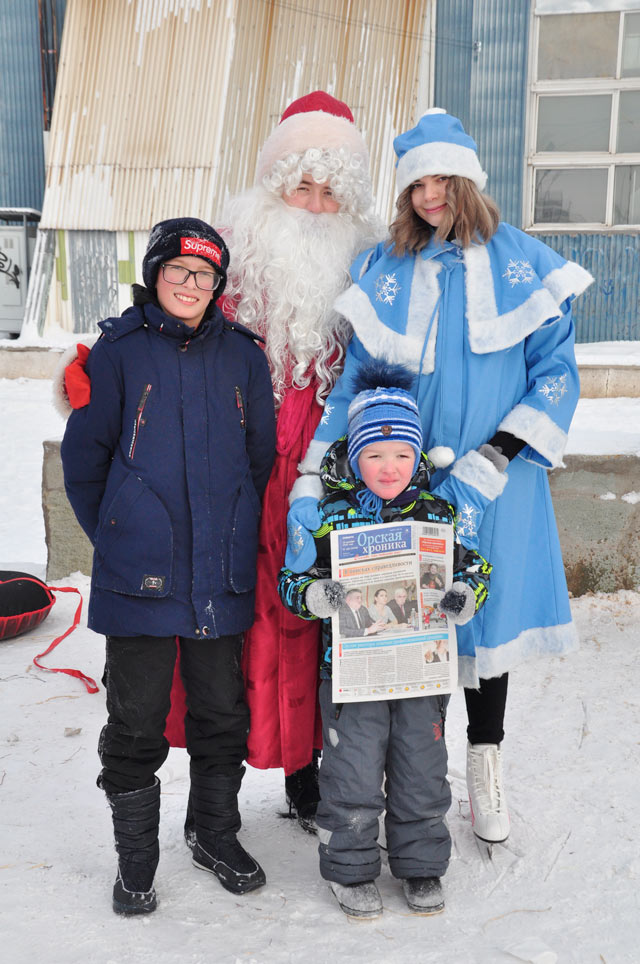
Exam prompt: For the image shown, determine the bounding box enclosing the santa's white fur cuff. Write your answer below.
[450,448,508,500]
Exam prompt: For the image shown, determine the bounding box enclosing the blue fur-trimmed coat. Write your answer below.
[61,296,276,639]
[279,438,492,679]
[290,223,593,687]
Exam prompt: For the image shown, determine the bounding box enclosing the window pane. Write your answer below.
[537,95,611,152]
[622,12,640,77]
[614,166,640,223]
[534,169,607,223]
[538,13,619,80]
[618,91,640,152]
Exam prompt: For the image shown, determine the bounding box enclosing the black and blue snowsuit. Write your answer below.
[278,439,491,885]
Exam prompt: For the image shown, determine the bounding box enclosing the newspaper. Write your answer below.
[329,520,457,703]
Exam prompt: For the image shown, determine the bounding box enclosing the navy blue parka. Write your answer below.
[61,289,276,640]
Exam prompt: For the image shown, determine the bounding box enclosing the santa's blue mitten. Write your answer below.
[285,497,322,572]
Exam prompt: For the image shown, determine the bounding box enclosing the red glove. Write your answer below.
[64,343,92,409]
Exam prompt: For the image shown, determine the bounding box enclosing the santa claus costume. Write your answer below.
[162,92,382,831]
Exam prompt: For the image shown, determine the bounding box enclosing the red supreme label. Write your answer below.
[180,237,222,265]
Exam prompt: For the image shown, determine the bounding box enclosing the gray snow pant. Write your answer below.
[316,681,451,885]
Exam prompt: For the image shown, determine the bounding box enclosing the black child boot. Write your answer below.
[190,766,266,895]
[104,778,160,915]
[284,752,320,834]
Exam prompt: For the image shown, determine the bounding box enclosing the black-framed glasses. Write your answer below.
[160,263,221,291]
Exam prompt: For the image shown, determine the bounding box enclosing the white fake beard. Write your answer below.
[222,188,378,404]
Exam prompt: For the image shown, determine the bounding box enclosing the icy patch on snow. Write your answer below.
[503,938,557,964]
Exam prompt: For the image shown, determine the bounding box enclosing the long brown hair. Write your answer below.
[389,176,500,257]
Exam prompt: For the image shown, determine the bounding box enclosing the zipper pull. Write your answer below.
[235,386,246,429]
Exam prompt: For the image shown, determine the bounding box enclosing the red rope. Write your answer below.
[32,585,99,694]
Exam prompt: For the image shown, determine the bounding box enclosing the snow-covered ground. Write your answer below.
[574,340,640,367]
[1,376,639,964]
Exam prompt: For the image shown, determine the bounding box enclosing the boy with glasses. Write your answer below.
[61,218,276,914]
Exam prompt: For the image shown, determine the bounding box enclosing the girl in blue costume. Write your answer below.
[286,110,593,844]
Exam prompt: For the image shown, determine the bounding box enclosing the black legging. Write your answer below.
[464,673,508,745]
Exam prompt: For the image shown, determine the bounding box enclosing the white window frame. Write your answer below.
[525,8,640,232]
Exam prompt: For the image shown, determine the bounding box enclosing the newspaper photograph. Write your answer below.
[329,520,457,703]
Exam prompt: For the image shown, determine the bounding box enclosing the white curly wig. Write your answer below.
[262,145,374,221]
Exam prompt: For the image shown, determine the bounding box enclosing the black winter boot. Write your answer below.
[105,778,160,915]
[284,753,320,834]
[183,791,196,852]
[190,767,266,895]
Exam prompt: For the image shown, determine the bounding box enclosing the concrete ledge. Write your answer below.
[2,346,639,395]
[549,454,640,595]
[1,345,64,379]
[579,365,640,398]
[43,441,640,595]
[43,439,92,581]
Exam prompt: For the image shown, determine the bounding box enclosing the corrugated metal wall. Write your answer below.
[0,0,66,210]
[434,0,529,227]
[41,0,236,230]
[225,0,435,223]
[41,0,435,233]
[538,233,640,343]
[33,0,438,333]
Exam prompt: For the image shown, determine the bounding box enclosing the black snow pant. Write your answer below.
[464,672,509,745]
[316,680,451,886]
[98,633,249,794]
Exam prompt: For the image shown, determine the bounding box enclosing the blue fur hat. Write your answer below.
[347,362,423,477]
[394,108,487,196]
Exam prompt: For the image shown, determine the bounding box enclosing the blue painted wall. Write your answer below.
[0,0,67,211]
[537,233,640,343]
[435,0,529,227]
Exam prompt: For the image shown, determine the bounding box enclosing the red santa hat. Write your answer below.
[255,90,369,182]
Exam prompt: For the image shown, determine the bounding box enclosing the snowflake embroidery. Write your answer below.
[502,259,535,287]
[287,523,306,556]
[538,373,568,406]
[456,503,479,540]
[320,402,334,426]
[375,272,401,305]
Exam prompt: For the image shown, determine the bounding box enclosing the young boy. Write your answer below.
[278,365,492,919]
[61,218,276,914]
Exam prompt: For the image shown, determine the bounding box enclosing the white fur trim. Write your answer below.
[51,337,98,420]
[256,111,369,181]
[464,244,564,354]
[297,438,328,475]
[357,249,376,280]
[457,620,579,688]
[396,142,487,195]
[289,473,324,505]
[450,449,508,500]
[334,256,443,376]
[542,260,594,305]
[498,403,568,468]
[427,445,455,468]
